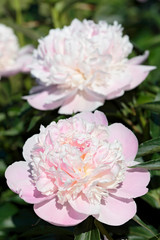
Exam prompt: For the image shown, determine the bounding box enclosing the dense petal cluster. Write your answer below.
[5,111,150,226]
[25,19,155,114]
[0,23,34,77]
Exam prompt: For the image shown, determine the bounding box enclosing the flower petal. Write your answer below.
[113,168,150,198]
[24,90,64,111]
[59,91,104,114]
[128,50,149,65]
[18,45,34,56]
[93,195,136,226]
[76,110,108,126]
[69,194,100,215]
[126,64,156,90]
[0,66,21,77]
[16,45,34,72]
[23,135,38,162]
[108,123,138,162]
[34,197,88,226]
[24,87,75,111]
[5,161,47,204]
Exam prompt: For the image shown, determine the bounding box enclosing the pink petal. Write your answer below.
[34,197,88,226]
[16,54,33,72]
[113,168,150,198]
[69,193,100,215]
[90,71,131,100]
[5,161,47,204]
[59,91,104,114]
[18,45,34,56]
[126,64,156,90]
[24,87,75,111]
[0,65,21,77]
[0,45,34,77]
[93,195,136,226]
[128,50,149,65]
[17,45,34,72]
[108,123,138,162]
[105,88,126,100]
[24,90,64,111]
[23,135,38,162]
[76,110,108,126]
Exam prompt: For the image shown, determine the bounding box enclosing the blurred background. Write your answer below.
[0,0,160,239]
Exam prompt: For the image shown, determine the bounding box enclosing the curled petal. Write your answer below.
[23,135,38,162]
[128,50,149,65]
[126,65,156,90]
[108,123,138,162]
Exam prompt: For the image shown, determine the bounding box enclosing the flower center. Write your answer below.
[30,118,126,204]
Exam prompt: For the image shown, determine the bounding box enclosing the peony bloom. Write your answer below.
[24,19,155,114]
[0,23,34,78]
[5,111,150,226]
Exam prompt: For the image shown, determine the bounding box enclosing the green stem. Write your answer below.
[94,219,114,240]
[133,215,158,239]
[51,6,61,28]
[14,0,24,46]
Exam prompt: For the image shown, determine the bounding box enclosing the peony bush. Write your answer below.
[1,1,160,239]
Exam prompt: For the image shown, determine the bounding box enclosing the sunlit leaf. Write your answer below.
[139,101,160,113]
[74,217,101,240]
[132,215,158,239]
[132,158,160,170]
[27,115,43,131]
[136,137,160,157]
[142,188,160,209]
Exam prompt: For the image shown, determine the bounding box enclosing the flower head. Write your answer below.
[5,111,150,226]
[0,23,34,78]
[25,19,155,114]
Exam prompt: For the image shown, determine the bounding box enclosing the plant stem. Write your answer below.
[51,5,61,28]
[14,0,24,46]
[94,219,114,240]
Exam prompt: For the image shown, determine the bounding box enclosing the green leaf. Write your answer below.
[128,226,158,240]
[149,233,160,240]
[74,217,101,240]
[74,228,100,240]
[27,115,43,131]
[132,158,160,170]
[133,215,158,239]
[150,113,160,138]
[136,137,160,157]
[142,188,160,209]
[0,203,18,230]
[139,101,160,113]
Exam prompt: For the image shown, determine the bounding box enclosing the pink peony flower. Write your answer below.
[5,111,150,226]
[24,19,155,114]
[0,23,34,78]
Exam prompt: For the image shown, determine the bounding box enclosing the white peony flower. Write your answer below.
[0,23,34,78]
[25,19,155,114]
